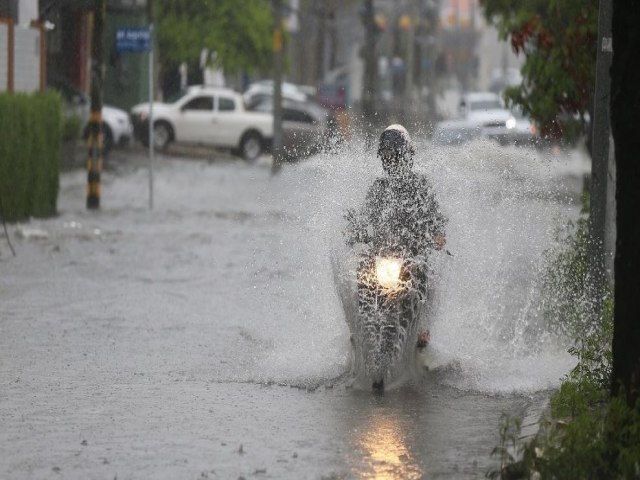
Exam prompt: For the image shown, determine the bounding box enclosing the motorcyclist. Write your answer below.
[345,124,447,254]
[345,124,447,349]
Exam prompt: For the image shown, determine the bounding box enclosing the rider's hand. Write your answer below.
[434,234,446,250]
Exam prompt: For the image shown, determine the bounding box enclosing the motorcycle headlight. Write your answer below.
[375,257,403,290]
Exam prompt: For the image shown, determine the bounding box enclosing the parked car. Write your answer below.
[248,97,336,160]
[243,80,312,109]
[458,91,511,125]
[482,107,538,146]
[47,76,133,153]
[432,118,480,146]
[131,85,273,161]
[433,91,537,147]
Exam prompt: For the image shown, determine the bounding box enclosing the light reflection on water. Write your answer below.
[351,406,423,480]
[335,385,533,479]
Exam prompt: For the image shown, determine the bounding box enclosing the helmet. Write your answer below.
[377,124,415,175]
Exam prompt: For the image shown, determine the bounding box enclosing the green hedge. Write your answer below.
[0,91,61,221]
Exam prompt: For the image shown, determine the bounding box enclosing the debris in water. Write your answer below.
[15,226,49,240]
[81,440,88,446]
[237,444,244,455]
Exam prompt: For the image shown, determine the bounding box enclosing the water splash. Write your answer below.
[245,137,588,393]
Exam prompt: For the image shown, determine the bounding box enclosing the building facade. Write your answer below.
[0,0,45,93]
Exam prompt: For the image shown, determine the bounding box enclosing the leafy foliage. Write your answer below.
[487,213,640,479]
[155,0,274,75]
[0,92,61,221]
[480,0,597,141]
[486,414,527,480]
[540,196,613,391]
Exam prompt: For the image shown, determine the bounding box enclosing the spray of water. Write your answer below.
[244,134,588,393]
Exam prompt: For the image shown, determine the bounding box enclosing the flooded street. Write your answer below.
[1,139,588,479]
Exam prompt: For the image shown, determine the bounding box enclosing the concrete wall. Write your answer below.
[13,27,40,92]
[18,0,38,25]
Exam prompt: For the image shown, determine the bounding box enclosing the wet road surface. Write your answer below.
[0,140,588,478]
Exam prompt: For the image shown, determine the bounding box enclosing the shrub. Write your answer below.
[487,210,639,479]
[0,92,61,221]
[61,114,83,142]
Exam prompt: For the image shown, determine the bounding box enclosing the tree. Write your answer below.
[155,0,274,86]
[483,0,640,409]
[481,0,598,141]
[610,0,640,407]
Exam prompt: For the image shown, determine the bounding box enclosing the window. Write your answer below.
[182,96,214,111]
[283,109,315,124]
[218,97,235,112]
[166,89,190,104]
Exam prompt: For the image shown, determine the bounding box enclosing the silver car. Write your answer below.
[248,98,335,160]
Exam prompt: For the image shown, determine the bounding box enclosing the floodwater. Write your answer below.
[0,137,589,479]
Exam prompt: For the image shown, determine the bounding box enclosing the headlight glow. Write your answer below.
[375,257,403,290]
[505,117,517,129]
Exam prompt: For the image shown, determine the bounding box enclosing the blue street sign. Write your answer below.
[116,27,151,53]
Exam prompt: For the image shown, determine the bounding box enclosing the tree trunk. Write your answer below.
[610,0,640,406]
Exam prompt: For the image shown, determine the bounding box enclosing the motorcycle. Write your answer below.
[334,238,431,391]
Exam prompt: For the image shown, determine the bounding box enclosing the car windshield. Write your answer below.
[469,99,503,110]
[165,89,190,104]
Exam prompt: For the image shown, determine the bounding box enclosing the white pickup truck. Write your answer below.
[131,85,273,161]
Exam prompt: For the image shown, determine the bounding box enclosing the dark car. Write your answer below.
[47,75,133,153]
[248,98,337,160]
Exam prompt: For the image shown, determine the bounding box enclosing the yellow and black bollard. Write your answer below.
[86,111,102,209]
[86,0,106,210]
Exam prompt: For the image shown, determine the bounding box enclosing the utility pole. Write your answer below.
[147,0,154,209]
[361,0,377,125]
[315,2,327,84]
[423,0,439,124]
[86,0,106,209]
[588,0,613,321]
[405,0,418,125]
[271,0,284,174]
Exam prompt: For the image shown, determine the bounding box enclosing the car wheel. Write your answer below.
[153,121,172,151]
[240,131,263,163]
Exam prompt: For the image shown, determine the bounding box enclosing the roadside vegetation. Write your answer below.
[0,92,61,221]
[487,206,640,479]
[480,0,597,145]
[154,0,274,94]
[482,0,640,476]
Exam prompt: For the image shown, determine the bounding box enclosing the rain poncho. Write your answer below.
[346,171,447,257]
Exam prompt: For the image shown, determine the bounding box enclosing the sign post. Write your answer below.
[116,26,154,209]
